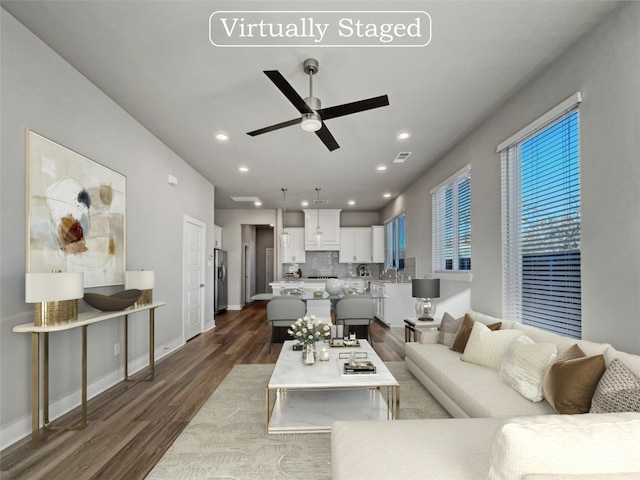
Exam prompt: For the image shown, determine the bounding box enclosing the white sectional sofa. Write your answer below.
[331,310,640,480]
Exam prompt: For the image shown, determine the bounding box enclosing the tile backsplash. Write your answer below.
[283,251,382,278]
[282,252,415,281]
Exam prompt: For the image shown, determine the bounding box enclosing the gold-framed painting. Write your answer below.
[26,130,126,287]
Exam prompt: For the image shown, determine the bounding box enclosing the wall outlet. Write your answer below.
[114,343,121,356]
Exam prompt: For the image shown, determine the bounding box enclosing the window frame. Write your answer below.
[499,93,582,338]
[385,211,405,270]
[431,165,472,275]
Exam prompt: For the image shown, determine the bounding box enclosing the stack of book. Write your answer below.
[343,360,376,375]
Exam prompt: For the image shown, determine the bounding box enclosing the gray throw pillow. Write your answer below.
[438,312,463,347]
[590,358,640,413]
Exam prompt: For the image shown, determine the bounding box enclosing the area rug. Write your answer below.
[147,362,450,480]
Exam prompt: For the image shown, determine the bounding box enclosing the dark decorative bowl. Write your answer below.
[83,289,142,311]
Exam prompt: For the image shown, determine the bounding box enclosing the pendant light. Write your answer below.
[313,187,323,247]
[280,188,291,248]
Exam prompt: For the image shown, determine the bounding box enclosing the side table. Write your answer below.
[13,302,165,448]
[404,317,441,342]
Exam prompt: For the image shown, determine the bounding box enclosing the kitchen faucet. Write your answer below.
[383,265,399,282]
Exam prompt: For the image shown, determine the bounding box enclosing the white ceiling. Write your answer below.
[2,1,622,211]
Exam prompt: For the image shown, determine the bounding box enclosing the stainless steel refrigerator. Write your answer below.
[214,249,228,313]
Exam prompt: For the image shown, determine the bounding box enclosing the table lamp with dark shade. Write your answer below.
[412,278,440,320]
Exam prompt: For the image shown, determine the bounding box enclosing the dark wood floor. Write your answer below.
[1,301,405,480]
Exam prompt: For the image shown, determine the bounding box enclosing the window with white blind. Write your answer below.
[385,211,405,270]
[500,94,581,338]
[432,166,471,273]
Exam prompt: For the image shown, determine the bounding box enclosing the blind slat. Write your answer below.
[432,168,472,272]
[501,109,581,339]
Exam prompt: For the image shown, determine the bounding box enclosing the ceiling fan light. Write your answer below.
[301,113,322,132]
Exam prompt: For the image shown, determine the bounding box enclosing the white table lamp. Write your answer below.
[25,272,84,326]
[125,270,155,306]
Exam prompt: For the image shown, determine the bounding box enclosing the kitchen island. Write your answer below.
[255,279,381,323]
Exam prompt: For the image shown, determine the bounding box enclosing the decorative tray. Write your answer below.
[342,360,376,375]
[330,339,360,348]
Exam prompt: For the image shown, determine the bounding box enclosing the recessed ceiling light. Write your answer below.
[301,201,309,207]
[383,193,392,198]
[348,200,356,206]
[238,166,249,173]
[377,165,387,171]
[397,131,411,140]
[215,132,229,142]
[254,201,262,207]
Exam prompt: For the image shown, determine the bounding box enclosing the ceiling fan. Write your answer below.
[247,58,389,151]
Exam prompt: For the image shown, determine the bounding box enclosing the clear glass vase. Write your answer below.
[301,342,317,365]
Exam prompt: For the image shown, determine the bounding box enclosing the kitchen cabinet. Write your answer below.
[370,282,385,322]
[371,225,385,263]
[344,279,366,293]
[213,225,222,248]
[304,209,341,250]
[370,281,415,327]
[339,227,372,263]
[282,227,306,263]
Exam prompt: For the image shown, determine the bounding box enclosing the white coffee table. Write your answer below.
[266,340,399,434]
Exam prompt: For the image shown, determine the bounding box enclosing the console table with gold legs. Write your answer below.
[12,301,165,448]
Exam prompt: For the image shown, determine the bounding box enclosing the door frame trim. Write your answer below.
[182,215,206,342]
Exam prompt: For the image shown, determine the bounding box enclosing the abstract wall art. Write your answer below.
[26,130,126,287]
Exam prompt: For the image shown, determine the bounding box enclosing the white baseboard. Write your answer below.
[0,336,185,450]
[204,320,215,332]
[227,304,242,310]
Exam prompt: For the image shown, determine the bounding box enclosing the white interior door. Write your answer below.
[183,216,205,341]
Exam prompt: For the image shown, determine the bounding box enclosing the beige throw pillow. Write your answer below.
[499,335,557,402]
[486,413,640,480]
[460,321,523,371]
[438,312,463,347]
[542,344,606,414]
[450,314,501,353]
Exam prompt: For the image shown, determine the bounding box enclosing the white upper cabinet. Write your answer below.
[371,225,385,263]
[282,227,306,263]
[339,227,372,263]
[213,224,222,249]
[304,209,341,250]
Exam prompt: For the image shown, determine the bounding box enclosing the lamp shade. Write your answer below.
[25,272,84,303]
[412,278,440,299]
[125,270,155,290]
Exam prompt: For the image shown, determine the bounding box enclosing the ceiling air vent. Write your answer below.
[392,152,412,163]
[230,196,261,203]
[313,199,330,205]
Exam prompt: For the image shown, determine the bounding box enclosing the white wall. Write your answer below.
[382,2,640,353]
[214,209,278,309]
[0,10,215,447]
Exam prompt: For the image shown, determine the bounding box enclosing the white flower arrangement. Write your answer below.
[288,315,331,345]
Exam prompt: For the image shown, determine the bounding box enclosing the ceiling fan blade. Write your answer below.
[317,95,389,121]
[247,117,302,136]
[315,124,340,151]
[264,70,313,114]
